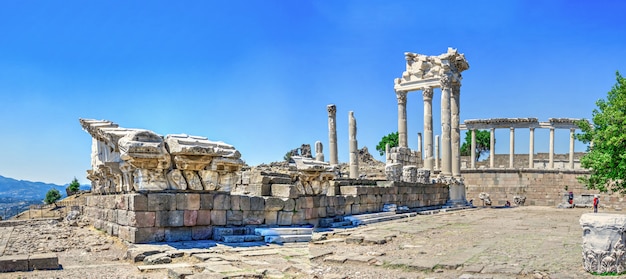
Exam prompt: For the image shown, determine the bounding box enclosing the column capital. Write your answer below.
[422,87,434,100]
[440,75,453,89]
[396,91,407,104]
[326,104,336,115]
[510,127,515,131]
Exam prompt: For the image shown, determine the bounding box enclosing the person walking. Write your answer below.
[593,195,599,213]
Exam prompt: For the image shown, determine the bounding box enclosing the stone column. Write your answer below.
[349,111,359,179]
[569,128,575,169]
[451,85,461,177]
[549,128,555,169]
[396,91,408,148]
[315,141,324,162]
[509,127,515,168]
[327,104,338,165]
[529,127,535,168]
[440,77,452,176]
[435,135,440,170]
[489,128,495,168]
[422,87,434,172]
[470,129,476,168]
[417,133,422,153]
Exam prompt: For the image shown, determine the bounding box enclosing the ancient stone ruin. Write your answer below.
[580,213,626,273]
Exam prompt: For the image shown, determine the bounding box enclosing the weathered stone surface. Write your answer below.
[177,193,200,210]
[200,193,214,209]
[129,211,156,228]
[0,255,29,272]
[196,210,211,226]
[271,184,298,198]
[148,193,176,211]
[264,211,278,225]
[211,210,227,226]
[165,227,192,242]
[250,197,265,211]
[156,211,184,227]
[192,226,213,240]
[143,252,172,265]
[226,210,243,226]
[277,211,293,226]
[580,213,626,273]
[184,210,198,226]
[243,211,265,225]
[265,197,285,211]
[213,194,230,210]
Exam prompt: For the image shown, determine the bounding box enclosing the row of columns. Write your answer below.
[467,127,578,169]
[397,79,462,178]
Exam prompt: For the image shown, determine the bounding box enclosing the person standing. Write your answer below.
[593,195,599,213]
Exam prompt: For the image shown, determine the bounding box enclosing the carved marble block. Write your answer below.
[385,163,402,182]
[402,166,417,183]
[580,213,626,274]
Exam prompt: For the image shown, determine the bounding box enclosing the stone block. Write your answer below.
[129,211,156,228]
[165,227,192,242]
[148,193,176,211]
[106,209,117,223]
[184,210,198,226]
[283,198,295,212]
[292,210,306,225]
[156,211,184,227]
[0,255,29,272]
[116,209,128,226]
[226,210,243,225]
[239,196,251,211]
[264,197,284,211]
[192,226,213,240]
[131,227,166,243]
[196,210,211,225]
[28,253,59,270]
[317,207,327,218]
[277,211,293,226]
[250,196,265,211]
[211,210,227,225]
[305,208,318,220]
[200,193,214,210]
[230,195,241,210]
[176,193,200,210]
[265,211,278,225]
[243,211,265,225]
[115,195,128,210]
[271,184,298,198]
[213,194,230,210]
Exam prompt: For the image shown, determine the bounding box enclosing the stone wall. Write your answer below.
[84,182,449,243]
[462,169,626,209]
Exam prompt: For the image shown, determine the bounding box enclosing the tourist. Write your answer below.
[505,200,511,207]
[593,195,599,213]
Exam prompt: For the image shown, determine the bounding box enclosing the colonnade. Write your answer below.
[460,118,585,169]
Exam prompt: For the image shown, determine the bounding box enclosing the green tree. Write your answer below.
[376,132,399,156]
[576,71,626,193]
[67,177,80,193]
[460,130,491,161]
[44,189,61,206]
[284,151,292,162]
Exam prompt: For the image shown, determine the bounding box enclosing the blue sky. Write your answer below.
[0,1,624,185]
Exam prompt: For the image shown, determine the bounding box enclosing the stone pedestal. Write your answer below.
[402,166,417,183]
[580,213,626,273]
[385,163,402,182]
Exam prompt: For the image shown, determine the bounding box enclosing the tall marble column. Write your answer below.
[569,128,575,169]
[440,77,452,176]
[470,129,476,168]
[529,127,535,168]
[417,133,422,153]
[549,128,555,169]
[327,104,338,165]
[422,87,434,172]
[489,128,495,168]
[396,91,408,148]
[451,85,461,177]
[509,127,515,168]
[435,135,440,170]
[349,111,359,179]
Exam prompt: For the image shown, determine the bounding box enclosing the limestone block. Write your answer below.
[264,197,285,211]
[213,194,231,210]
[29,253,59,271]
[385,163,402,182]
[133,168,169,191]
[272,184,298,198]
[243,211,265,225]
[148,193,176,211]
[166,169,187,190]
[226,210,243,226]
[580,213,626,273]
[182,170,203,191]
[218,172,239,192]
[277,211,294,226]
[165,227,192,242]
[200,193,214,209]
[265,211,278,225]
[230,195,241,211]
[0,255,29,272]
[250,197,265,211]
[176,193,200,210]
[128,193,148,211]
[402,166,418,183]
[239,196,251,211]
[211,210,227,225]
[192,226,213,240]
[196,210,211,225]
[184,210,198,226]
[199,170,219,191]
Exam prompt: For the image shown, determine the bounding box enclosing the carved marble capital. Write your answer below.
[327,104,336,115]
[422,87,434,101]
[396,91,407,104]
[440,75,453,89]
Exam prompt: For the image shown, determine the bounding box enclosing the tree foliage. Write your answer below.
[576,71,626,193]
[44,189,61,205]
[376,132,399,156]
[460,130,491,161]
[67,177,80,193]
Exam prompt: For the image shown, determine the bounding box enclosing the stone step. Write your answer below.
[343,211,397,222]
[254,227,313,236]
[350,212,417,226]
[319,217,344,227]
[419,206,472,215]
[221,234,264,243]
[265,234,312,244]
[329,220,353,228]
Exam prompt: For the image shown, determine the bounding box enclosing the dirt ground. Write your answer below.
[0,206,609,279]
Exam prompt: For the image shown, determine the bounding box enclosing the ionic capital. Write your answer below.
[422,87,434,101]
[396,91,407,104]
